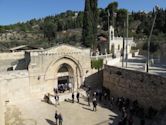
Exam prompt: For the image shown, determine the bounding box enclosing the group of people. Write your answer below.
[114,96,157,125]
[43,89,60,106]
[58,83,73,93]
[112,97,146,125]
[44,85,156,125]
[85,87,156,125]
[55,110,63,125]
[70,90,98,112]
[71,92,80,103]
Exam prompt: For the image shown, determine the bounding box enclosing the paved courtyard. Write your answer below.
[113,55,166,77]
[5,94,118,125]
[5,92,152,125]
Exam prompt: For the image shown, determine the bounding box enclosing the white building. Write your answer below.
[109,26,136,57]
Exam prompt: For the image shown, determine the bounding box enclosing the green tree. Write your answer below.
[106,2,118,27]
[82,0,98,49]
[116,9,127,36]
[142,40,159,54]
[43,22,57,42]
[91,59,103,70]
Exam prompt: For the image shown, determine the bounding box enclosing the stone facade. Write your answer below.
[0,44,99,124]
[0,71,30,103]
[103,65,166,110]
[0,44,97,103]
[28,44,91,95]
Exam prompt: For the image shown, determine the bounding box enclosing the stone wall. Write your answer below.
[160,43,166,64]
[0,52,24,60]
[0,70,30,103]
[85,69,103,88]
[0,52,25,72]
[103,65,166,110]
[0,70,30,125]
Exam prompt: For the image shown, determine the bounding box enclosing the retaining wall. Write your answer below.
[103,65,166,110]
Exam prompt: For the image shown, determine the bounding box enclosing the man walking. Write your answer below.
[55,110,58,125]
[72,92,74,103]
[59,113,63,125]
[87,94,90,106]
[56,94,60,105]
[76,91,80,103]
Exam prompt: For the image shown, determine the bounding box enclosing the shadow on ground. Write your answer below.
[46,119,55,125]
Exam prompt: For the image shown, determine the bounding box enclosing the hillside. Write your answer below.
[0,2,166,51]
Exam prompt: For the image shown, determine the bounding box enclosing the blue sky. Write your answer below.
[0,0,166,25]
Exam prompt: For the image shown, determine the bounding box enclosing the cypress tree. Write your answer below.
[82,0,98,50]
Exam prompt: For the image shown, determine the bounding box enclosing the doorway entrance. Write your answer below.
[57,63,74,93]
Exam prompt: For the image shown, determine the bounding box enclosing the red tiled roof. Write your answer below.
[98,36,108,42]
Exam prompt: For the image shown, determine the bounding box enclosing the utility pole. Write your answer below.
[112,11,115,28]
[122,22,125,67]
[112,11,117,28]
[125,11,129,68]
[146,6,159,72]
[108,10,110,53]
[108,10,110,32]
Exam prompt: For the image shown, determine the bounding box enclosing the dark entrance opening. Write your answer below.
[58,76,68,84]
[57,63,74,93]
[58,76,69,93]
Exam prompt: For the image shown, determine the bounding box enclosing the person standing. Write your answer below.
[56,94,60,105]
[128,115,133,125]
[76,92,80,103]
[99,91,102,102]
[68,83,72,92]
[92,97,97,111]
[104,92,107,101]
[72,93,74,103]
[111,97,114,106]
[93,91,96,98]
[44,94,49,103]
[87,94,90,106]
[58,113,63,125]
[118,119,123,125]
[55,110,58,125]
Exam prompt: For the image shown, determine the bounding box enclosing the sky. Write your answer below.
[0,0,166,25]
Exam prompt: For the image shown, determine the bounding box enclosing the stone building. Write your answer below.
[0,44,103,125]
[109,26,136,57]
[27,44,91,93]
[0,44,103,105]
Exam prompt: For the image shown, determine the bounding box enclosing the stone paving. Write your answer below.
[112,55,166,77]
[5,93,151,125]
[5,95,117,125]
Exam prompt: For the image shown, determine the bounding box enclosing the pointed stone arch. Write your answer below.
[44,55,84,90]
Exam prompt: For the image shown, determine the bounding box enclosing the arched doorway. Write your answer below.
[44,56,84,92]
[57,63,74,92]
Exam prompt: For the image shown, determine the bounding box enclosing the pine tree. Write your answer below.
[82,0,98,49]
